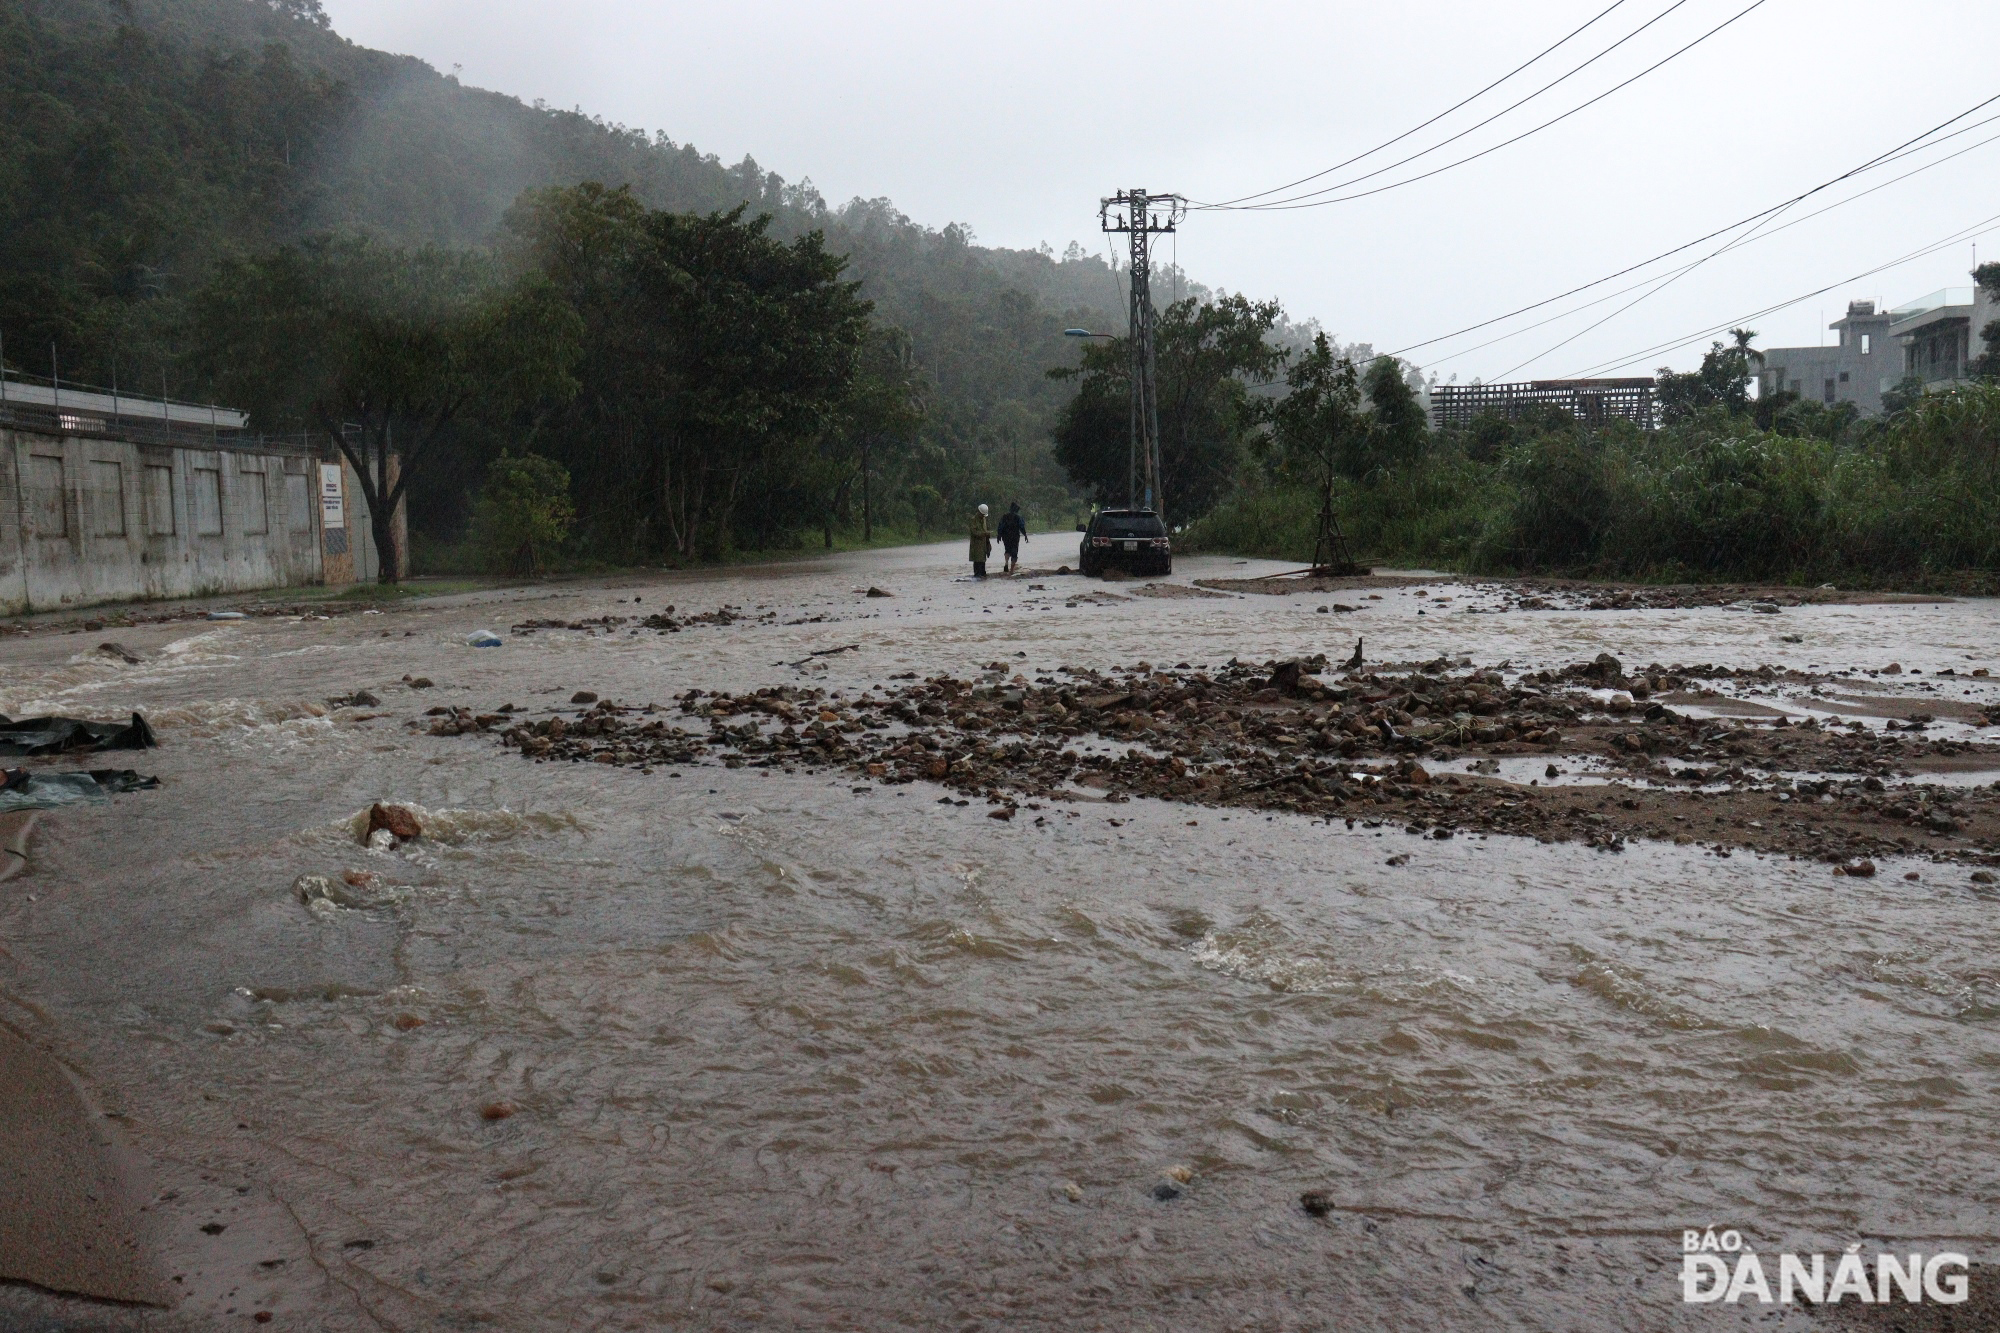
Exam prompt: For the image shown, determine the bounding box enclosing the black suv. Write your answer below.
[1076,509,1171,577]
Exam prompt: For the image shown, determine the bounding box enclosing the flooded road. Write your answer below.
[3,541,1998,1330]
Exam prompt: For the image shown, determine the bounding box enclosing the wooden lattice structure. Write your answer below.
[1430,378,1657,431]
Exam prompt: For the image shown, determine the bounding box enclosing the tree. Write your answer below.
[1272,333,1367,567]
[1050,294,1285,520]
[1360,356,1429,475]
[836,326,926,542]
[1272,334,1363,478]
[470,452,574,574]
[1657,328,1762,423]
[503,185,871,558]
[193,235,582,581]
[266,0,332,27]
[1974,261,2000,380]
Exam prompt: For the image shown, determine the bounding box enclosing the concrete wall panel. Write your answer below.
[0,424,337,617]
[0,440,21,614]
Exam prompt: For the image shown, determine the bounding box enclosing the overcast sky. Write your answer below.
[322,0,1996,382]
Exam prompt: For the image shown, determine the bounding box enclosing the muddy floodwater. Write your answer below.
[4,541,1999,1331]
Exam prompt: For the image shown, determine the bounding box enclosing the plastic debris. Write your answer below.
[0,712,156,756]
[0,769,159,814]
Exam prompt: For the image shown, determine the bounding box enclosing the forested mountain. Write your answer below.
[0,0,1152,548]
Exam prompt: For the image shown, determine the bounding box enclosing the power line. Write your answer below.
[1421,124,2000,370]
[1489,212,1777,380]
[1563,209,2000,378]
[1199,0,1637,210]
[1467,117,2000,377]
[1385,91,2000,361]
[1197,0,1691,212]
[1201,0,1772,213]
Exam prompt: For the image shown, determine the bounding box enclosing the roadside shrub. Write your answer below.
[469,452,575,575]
[1608,425,1834,579]
[1484,427,1619,570]
[1189,382,2000,585]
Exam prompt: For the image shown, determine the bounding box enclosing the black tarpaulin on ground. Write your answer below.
[0,713,156,756]
[0,769,160,813]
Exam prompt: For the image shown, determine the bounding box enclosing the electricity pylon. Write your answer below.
[1100,189,1184,517]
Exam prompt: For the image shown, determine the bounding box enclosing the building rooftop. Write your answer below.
[1889,288,1975,319]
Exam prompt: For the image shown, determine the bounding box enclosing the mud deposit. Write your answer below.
[2,543,1997,1331]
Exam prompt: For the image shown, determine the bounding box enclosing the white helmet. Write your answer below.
[977,504,989,515]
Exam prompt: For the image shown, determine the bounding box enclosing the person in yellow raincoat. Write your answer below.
[968,503,992,578]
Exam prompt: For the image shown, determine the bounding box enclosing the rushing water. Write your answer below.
[4,543,1999,1330]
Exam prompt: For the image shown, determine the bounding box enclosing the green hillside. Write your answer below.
[0,0,1137,547]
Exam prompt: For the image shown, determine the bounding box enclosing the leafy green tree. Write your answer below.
[264,0,331,28]
[192,235,582,580]
[1657,328,1762,423]
[504,185,871,558]
[1457,403,1574,462]
[471,452,574,574]
[1881,374,1929,417]
[836,326,927,542]
[1271,333,1364,482]
[1360,356,1430,475]
[1051,294,1285,519]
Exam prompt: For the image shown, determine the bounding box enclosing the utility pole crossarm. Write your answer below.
[1100,189,1185,519]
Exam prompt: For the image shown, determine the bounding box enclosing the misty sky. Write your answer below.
[321,0,1996,382]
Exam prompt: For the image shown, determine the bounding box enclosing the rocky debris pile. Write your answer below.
[421,704,510,736]
[1498,582,1820,612]
[513,614,630,634]
[434,656,2000,868]
[512,605,774,636]
[498,697,709,766]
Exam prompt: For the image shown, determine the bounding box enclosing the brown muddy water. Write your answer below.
[3,542,1998,1331]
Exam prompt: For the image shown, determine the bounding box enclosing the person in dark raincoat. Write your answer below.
[968,504,992,578]
[996,501,1027,573]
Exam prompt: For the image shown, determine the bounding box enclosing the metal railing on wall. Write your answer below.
[0,393,324,457]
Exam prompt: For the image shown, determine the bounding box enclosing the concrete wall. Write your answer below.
[1759,305,1901,417]
[0,424,326,616]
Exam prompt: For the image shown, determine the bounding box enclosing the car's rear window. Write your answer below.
[1096,513,1165,538]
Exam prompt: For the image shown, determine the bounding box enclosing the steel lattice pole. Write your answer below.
[1102,188,1183,519]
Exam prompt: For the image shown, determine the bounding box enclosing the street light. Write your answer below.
[1063,328,1115,338]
